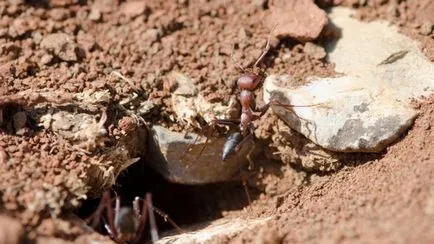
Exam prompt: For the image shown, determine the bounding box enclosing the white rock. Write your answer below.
[158,217,271,244]
[263,7,434,153]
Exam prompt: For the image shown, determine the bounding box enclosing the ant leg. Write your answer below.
[133,197,141,217]
[196,118,241,157]
[233,133,253,154]
[115,196,120,223]
[89,191,119,242]
[231,44,246,73]
[253,24,278,68]
[255,99,320,119]
[133,196,148,243]
[103,221,118,242]
[106,194,118,239]
[146,193,159,243]
[152,206,184,234]
[241,173,252,209]
[246,139,257,170]
[88,191,110,228]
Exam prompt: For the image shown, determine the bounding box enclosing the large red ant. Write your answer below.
[198,26,305,168]
[87,191,182,243]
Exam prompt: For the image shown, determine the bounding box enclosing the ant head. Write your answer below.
[237,74,259,90]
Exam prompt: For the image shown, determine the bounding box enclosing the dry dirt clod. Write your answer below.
[420,21,433,36]
[265,0,328,42]
[121,1,149,18]
[39,110,108,152]
[303,42,327,60]
[40,33,80,62]
[88,8,102,21]
[0,215,26,244]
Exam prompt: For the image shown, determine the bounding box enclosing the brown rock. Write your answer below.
[121,1,148,18]
[76,31,97,51]
[265,0,328,42]
[0,215,25,244]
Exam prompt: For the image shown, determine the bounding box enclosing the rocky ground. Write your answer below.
[0,0,433,243]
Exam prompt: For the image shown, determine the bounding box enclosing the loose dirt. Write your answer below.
[0,0,432,243]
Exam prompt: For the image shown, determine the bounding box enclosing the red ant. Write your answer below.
[87,191,182,243]
[199,26,304,168]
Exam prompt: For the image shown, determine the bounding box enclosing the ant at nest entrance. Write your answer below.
[76,26,288,243]
[76,154,279,243]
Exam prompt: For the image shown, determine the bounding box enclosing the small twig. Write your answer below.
[111,71,137,89]
[146,193,159,243]
[377,50,409,66]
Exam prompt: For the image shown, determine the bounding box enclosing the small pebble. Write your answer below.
[303,42,327,60]
[420,22,433,36]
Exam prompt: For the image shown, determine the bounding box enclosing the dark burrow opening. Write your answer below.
[77,158,261,241]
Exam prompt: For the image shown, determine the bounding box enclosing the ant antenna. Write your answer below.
[253,24,279,68]
[146,194,159,243]
[230,43,246,73]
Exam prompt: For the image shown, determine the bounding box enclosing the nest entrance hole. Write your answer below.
[77,159,259,240]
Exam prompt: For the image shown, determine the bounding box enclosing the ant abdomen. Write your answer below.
[222,131,243,161]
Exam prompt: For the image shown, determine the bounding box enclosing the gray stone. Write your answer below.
[146,72,257,183]
[146,125,258,184]
[263,7,434,153]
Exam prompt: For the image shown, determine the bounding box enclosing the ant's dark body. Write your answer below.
[87,191,182,244]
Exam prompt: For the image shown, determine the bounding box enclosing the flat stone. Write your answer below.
[265,0,328,42]
[146,125,258,184]
[158,217,272,244]
[263,7,434,153]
